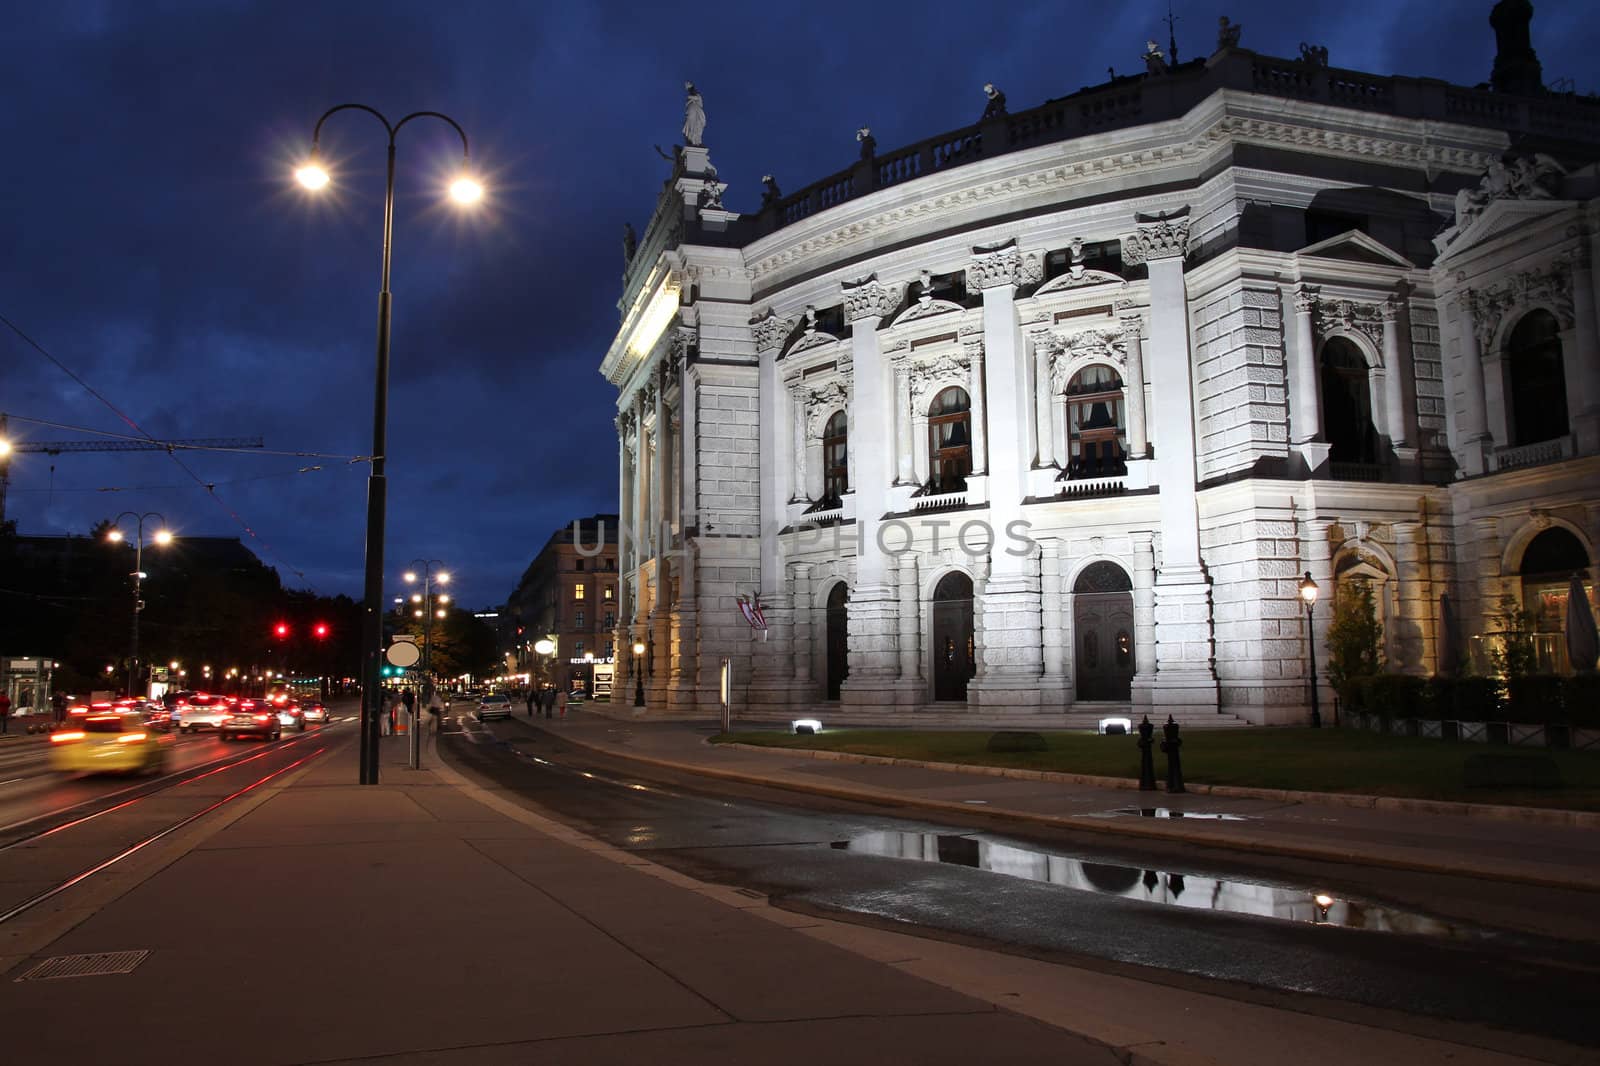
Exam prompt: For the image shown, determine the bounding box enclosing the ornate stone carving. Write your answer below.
[1315,299,1385,349]
[1047,329,1127,389]
[1464,259,1576,350]
[1115,300,1144,338]
[750,308,794,352]
[1019,251,1044,287]
[668,326,697,361]
[1447,154,1566,235]
[1217,15,1242,50]
[803,380,849,434]
[966,239,1023,290]
[787,305,841,356]
[908,349,973,402]
[682,82,706,147]
[1120,211,1191,265]
[841,274,897,322]
[1292,284,1320,315]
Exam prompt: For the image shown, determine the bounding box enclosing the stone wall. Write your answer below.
[1192,280,1289,482]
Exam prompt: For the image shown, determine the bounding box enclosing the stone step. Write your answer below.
[629,705,1253,731]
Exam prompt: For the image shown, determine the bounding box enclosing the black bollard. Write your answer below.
[1136,715,1157,791]
[1160,715,1186,794]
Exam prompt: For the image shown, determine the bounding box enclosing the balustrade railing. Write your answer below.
[1328,461,1385,482]
[1495,436,1571,472]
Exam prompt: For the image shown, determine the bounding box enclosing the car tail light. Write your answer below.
[51,731,85,743]
[117,732,148,744]
[254,714,271,722]
[86,715,120,722]
[68,706,88,716]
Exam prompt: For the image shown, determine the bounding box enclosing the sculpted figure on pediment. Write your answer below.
[1444,154,1567,246]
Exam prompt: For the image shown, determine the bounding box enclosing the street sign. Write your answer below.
[385,640,420,668]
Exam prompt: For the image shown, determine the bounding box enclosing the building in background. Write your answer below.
[600,3,1600,724]
[504,514,621,696]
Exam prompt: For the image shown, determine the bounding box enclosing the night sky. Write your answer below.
[2,1,1595,611]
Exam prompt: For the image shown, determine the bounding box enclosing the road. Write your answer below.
[440,709,1600,1054]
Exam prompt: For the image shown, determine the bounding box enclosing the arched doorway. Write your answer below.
[931,572,975,701]
[1519,527,1591,672]
[1506,310,1569,446]
[1073,561,1134,700]
[1320,337,1378,464]
[825,583,849,700]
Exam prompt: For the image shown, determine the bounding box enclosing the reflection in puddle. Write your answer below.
[831,831,1478,940]
[1112,807,1249,821]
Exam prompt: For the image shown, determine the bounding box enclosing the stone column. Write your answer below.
[894,365,916,485]
[1051,399,1068,474]
[1039,540,1068,708]
[1130,532,1157,710]
[1122,212,1217,713]
[1472,516,1505,661]
[1381,297,1411,450]
[1568,253,1600,454]
[1119,306,1149,459]
[967,341,988,475]
[792,563,814,692]
[913,413,930,484]
[839,275,901,706]
[630,390,646,569]
[964,241,1044,710]
[1391,521,1427,675]
[1454,293,1493,476]
[651,378,666,554]
[669,539,700,710]
[1033,341,1056,468]
[1289,285,1321,447]
[789,386,808,503]
[617,414,633,581]
[680,368,699,532]
[896,554,922,700]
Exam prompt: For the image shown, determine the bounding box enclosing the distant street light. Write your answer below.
[403,559,450,770]
[105,511,173,697]
[1298,572,1322,729]
[632,640,647,708]
[295,103,482,786]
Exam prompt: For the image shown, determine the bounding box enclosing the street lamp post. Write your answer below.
[105,512,173,699]
[403,562,449,770]
[295,105,482,785]
[632,640,646,707]
[1299,571,1322,729]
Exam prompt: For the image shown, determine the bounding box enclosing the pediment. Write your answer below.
[1434,198,1578,262]
[1032,269,1126,296]
[784,327,841,357]
[886,298,964,329]
[1296,229,1414,269]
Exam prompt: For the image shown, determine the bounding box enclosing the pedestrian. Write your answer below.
[525,686,536,718]
[543,685,554,719]
[0,690,10,733]
[556,686,567,720]
[401,689,416,734]
[384,691,396,736]
[426,690,443,733]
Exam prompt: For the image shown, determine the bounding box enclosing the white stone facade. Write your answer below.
[599,41,1600,725]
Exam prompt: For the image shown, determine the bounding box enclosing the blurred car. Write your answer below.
[302,701,329,724]
[475,693,512,721]
[49,710,173,775]
[267,696,305,730]
[177,694,232,733]
[117,698,174,732]
[219,701,281,741]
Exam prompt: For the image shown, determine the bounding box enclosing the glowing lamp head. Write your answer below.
[106,529,125,543]
[436,572,451,585]
[448,176,483,205]
[153,529,173,546]
[1298,572,1320,607]
[632,641,646,656]
[403,571,417,584]
[533,638,555,656]
[296,163,330,190]
[411,593,423,604]
[0,438,11,457]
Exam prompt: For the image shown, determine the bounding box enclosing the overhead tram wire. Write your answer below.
[0,309,323,587]
[4,414,373,461]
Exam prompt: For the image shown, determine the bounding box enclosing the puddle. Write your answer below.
[830,831,1479,940]
[1108,807,1249,821]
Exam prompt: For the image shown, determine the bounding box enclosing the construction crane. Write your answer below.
[0,414,264,523]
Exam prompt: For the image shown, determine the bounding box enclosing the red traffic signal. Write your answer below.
[313,622,330,639]
[274,622,290,638]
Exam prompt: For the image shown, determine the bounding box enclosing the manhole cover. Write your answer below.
[15,950,150,982]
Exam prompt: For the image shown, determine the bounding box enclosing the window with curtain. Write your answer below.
[822,410,848,503]
[927,387,972,494]
[1064,365,1126,479]
[1507,310,1569,447]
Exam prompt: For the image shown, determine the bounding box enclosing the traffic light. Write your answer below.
[274,622,290,638]
[313,622,330,639]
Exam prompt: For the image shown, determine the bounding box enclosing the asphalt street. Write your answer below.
[439,708,1600,1050]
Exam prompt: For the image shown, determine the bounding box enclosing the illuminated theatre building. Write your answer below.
[600,6,1600,724]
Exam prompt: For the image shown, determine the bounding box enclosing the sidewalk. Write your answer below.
[0,727,1576,1065]
[547,713,1600,893]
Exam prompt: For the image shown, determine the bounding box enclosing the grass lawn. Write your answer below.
[714,728,1600,810]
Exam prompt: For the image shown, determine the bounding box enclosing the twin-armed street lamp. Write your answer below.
[1298,572,1322,729]
[105,512,174,698]
[402,562,449,770]
[294,105,483,785]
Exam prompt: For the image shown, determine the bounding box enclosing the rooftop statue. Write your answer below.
[981,83,1007,120]
[856,126,876,159]
[1441,153,1567,248]
[1143,41,1168,75]
[622,222,638,266]
[761,174,782,207]
[1217,16,1242,51]
[1298,42,1329,67]
[683,82,706,147]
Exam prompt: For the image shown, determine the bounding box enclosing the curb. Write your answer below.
[549,728,1600,892]
[716,743,1600,829]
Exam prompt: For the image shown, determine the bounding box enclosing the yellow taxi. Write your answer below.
[49,710,174,775]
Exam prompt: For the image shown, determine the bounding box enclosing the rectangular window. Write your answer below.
[576,559,585,571]
[603,612,615,629]
[575,640,585,657]
[604,640,614,657]
[574,582,586,600]
[575,611,585,629]
[603,585,614,601]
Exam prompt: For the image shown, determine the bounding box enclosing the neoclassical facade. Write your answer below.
[600,8,1600,724]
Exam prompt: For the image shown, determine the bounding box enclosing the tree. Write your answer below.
[1488,594,1539,680]
[1326,578,1383,703]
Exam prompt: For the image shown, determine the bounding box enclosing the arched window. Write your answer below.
[1507,310,1568,447]
[1320,337,1378,464]
[822,411,848,503]
[927,387,971,494]
[1064,365,1126,479]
